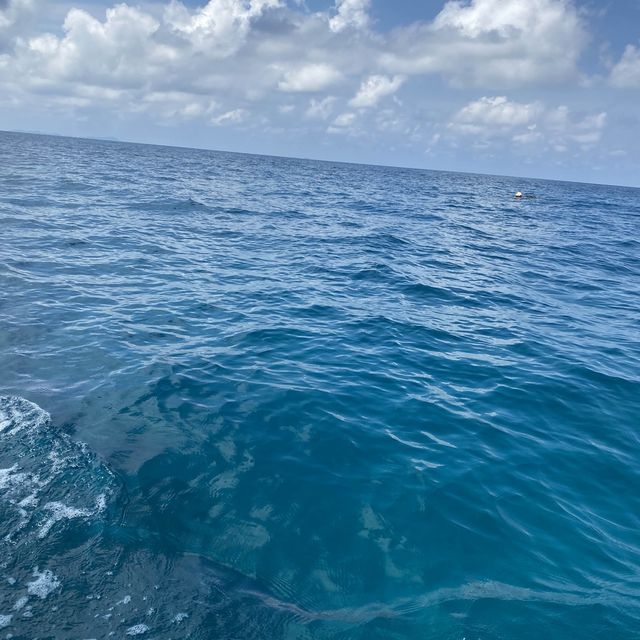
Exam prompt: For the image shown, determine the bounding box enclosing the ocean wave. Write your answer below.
[2,133,640,639]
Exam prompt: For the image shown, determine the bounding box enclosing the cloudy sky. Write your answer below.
[1,0,639,186]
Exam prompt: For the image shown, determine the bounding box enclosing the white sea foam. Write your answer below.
[0,466,26,490]
[172,612,188,623]
[126,623,149,635]
[95,494,107,513]
[0,397,50,436]
[27,569,61,599]
[38,502,93,539]
[0,397,117,552]
[47,450,67,474]
[0,614,11,628]
[18,494,39,508]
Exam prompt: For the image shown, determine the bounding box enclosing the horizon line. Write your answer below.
[3,128,638,191]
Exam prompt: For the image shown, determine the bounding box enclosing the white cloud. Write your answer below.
[164,0,281,57]
[0,0,614,172]
[0,0,595,122]
[141,91,218,119]
[448,95,607,149]
[434,0,547,37]
[328,110,359,134]
[305,96,336,120]
[453,96,542,128]
[333,112,356,127]
[545,107,606,144]
[329,0,370,33]
[19,5,166,87]
[512,130,542,144]
[211,107,248,125]
[382,0,587,87]
[0,0,35,51]
[349,74,405,108]
[278,63,343,92]
[610,44,640,88]
[1,0,299,113]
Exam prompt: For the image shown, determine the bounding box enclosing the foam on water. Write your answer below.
[126,623,150,636]
[0,397,116,547]
[38,498,106,539]
[0,398,191,635]
[172,612,189,623]
[0,396,119,634]
[26,569,61,599]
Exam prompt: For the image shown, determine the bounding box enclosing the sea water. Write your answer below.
[0,131,639,639]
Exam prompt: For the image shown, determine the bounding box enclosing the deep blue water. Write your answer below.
[1,130,639,639]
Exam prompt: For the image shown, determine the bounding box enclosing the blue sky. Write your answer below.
[1,0,639,186]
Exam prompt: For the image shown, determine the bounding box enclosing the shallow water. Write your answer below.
[1,130,639,639]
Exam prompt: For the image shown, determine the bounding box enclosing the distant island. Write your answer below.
[10,129,121,143]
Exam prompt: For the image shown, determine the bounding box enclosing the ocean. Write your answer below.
[0,130,639,639]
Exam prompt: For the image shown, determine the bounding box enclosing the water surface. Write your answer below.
[1,131,639,639]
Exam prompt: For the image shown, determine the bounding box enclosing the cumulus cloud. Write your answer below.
[0,0,608,159]
[328,0,370,33]
[327,110,359,134]
[305,96,337,120]
[349,74,405,108]
[16,5,167,88]
[544,106,606,146]
[333,112,356,127]
[610,44,640,88]
[164,0,281,57]
[0,0,594,120]
[0,0,35,51]
[1,0,297,118]
[382,0,587,87]
[451,96,543,132]
[140,91,218,120]
[448,96,606,149]
[278,63,343,92]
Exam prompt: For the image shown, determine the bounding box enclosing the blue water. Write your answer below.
[1,130,639,639]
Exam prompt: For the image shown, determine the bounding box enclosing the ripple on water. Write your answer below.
[1,132,639,639]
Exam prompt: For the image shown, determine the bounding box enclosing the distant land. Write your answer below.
[9,129,120,143]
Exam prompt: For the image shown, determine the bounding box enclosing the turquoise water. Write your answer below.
[0,130,639,639]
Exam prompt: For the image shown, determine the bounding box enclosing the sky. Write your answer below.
[1,0,639,186]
